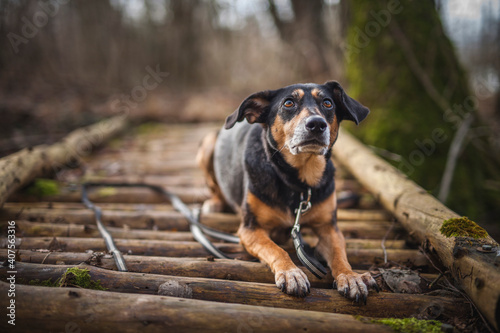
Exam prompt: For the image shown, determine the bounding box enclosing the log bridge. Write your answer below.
[0,117,499,332]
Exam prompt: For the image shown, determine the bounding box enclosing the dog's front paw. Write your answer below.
[275,268,310,297]
[335,272,379,304]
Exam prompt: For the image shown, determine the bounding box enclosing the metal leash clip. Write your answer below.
[291,188,327,279]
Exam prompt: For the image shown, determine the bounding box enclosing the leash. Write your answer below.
[291,188,328,279]
[81,182,328,278]
[81,182,240,272]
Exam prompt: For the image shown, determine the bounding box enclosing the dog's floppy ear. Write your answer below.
[224,90,277,129]
[325,81,369,125]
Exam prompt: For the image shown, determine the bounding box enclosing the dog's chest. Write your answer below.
[259,198,332,230]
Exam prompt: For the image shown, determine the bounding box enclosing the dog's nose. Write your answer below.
[305,116,327,133]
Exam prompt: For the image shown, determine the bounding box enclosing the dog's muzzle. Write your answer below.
[289,116,330,155]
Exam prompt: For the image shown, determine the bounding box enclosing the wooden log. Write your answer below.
[7,186,210,204]
[0,262,470,320]
[3,235,406,252]
[4,219,403,241]
[81,174,205,187]
[1,206,399,238]
[6,221,196,241]
[0,208,236,232]
[3,202,390,221]
[2,237,249,259]
[0,249,438,288]
[0,237,428,268]
[0,281,392,333]
[337,209,390,221]
[0,115,128,208]
[334,128,500,330]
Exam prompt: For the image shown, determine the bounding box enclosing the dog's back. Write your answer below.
[213,121,254,212]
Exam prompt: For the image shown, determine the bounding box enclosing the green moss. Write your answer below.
[29,278,58,287]
[372,318,443,333]
[57,267,106,290]
[97,187,117,197]
[440,217,488,239]
[25,178,60,197]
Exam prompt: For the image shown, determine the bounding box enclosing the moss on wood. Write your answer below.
[57,267,106,290]
[27,267,107,290]
[371,317,443,333]
[24,178,60,197]
[440,217,488,239]
[97,187,118,197]
[28,278,58,287]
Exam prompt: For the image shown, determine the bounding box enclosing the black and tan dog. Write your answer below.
[197,81,378,302]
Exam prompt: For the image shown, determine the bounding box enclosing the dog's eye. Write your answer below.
[283,99,294,108]
[323,99,333,109]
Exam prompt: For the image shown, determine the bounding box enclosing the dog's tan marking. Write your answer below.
[245,97,272,123]
[197,131,227,212]
[287,153,326,186]
[302,191,336,226]
[313,222,353,277]
[292,89,304,100]
[272,115,287,150]
[308,191,351,277]
[311,88,323,99]
[329,115,340,147]
[247,192,291,229]
[238,226,297,273]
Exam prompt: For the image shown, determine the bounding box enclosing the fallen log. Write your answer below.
[4,219,402,240]
[334,128,500,330]
[0,281,392,333]
[0,115,128,208]
[0,262,469,320]
[1,237,428,268]
[0,249,438,288]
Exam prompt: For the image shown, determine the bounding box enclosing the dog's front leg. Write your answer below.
[313,223,379,304]
[238,226,310,297]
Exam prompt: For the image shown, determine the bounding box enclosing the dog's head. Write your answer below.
[224,81,369,156]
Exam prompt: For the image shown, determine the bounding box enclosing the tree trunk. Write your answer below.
[342,0,498,220]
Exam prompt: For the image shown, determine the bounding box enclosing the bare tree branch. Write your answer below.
[438,113,475,202]
[388,19,475,202]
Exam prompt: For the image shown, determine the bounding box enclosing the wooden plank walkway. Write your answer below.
[0,121,490,332]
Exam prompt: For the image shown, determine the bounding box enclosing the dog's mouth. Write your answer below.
[289,139,328,155]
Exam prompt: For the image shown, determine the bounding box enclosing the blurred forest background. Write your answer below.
[0,0,499,232]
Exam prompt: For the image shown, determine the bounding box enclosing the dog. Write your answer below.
[197,81,378,302]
